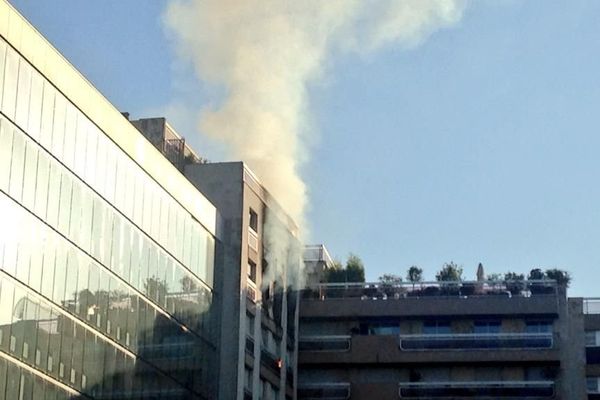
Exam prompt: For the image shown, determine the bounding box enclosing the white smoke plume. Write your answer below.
[164,0,467,233]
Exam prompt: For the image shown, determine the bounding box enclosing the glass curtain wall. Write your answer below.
[0,35,217,400]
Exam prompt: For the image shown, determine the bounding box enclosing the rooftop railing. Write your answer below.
[398,381,554,398]
[303,280,558,301]
[398,332,554,351]
[584,298,600,314]
[298,383,351,400]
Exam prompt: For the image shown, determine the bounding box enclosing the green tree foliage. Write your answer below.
[504,272,525,281]
[436,262,463,282]
[528,268,545,280]
[325,254,366,283]
[545,268,571,288]
[406,266,423,285]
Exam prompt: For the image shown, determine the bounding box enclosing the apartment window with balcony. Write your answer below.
[474,320,501,334]
[423,321,451,334]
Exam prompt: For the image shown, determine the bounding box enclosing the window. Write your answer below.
[588,377,599,393]
[249,209,258,232]
[525,320,552,333]
[423,321,451,335]
[474,320,501,334]
[248,260,257,282]
[587,331,600,347]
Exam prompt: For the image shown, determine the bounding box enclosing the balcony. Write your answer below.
[299,335,351,352]
[298,383,350,400]
[301,281,559,319]
[398,333,553,351]
[398,381,554,398]
[261,348,282,376]
[299,335,559,365]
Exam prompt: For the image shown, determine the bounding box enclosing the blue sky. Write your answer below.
[11,0,600,296]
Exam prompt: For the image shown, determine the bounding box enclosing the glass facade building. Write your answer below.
[0,2,219,399]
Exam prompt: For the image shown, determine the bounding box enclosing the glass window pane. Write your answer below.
[33,151,50,219]
[46,163,62,228]
[21,140,39,210]
[62,103,77,169]
[0,39,6,105]
[0,117,14,191]
[57,172,73,235]
[39,81,55,150]
[27,69,44,141]
[2,45,19,120]
[15,58,32,129]
[9,127,25,201]
[51,93,66,160]
[73,113,88,178]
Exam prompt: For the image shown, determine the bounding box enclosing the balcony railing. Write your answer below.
[584,298,600,314]
[299,335,351,352]
[261,348,281,375]
[298,383,351,400]
[303,280,558,301]
[248,227,259,251]
[398,332,553,351]
[398,381,554,398]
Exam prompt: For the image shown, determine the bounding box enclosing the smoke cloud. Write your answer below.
[164,0,467,232]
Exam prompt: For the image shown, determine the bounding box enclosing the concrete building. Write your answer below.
[132,117,302,400]
[303,245,334,287]
[585,298,600,399]
[185,162,301,400]
[298,280,593,399]
[0,2,219,399]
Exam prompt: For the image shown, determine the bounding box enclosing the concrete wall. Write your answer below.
[185,162,245,400]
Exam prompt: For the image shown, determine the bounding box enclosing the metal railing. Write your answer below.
[398,381,554,398]
[303,280,558,301]
[298,383,351,400]
[584,298,600,314]
[299,335,351,352]
[398,332,553,351]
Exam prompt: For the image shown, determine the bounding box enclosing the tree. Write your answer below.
[346,254,365,283]
[406,266,423,284]
[324,254,366,283]
[545,268,571,288]
[528,268,546,280]
[504,272,525,294]
[378,274,402,285]
[436,262,463,282]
